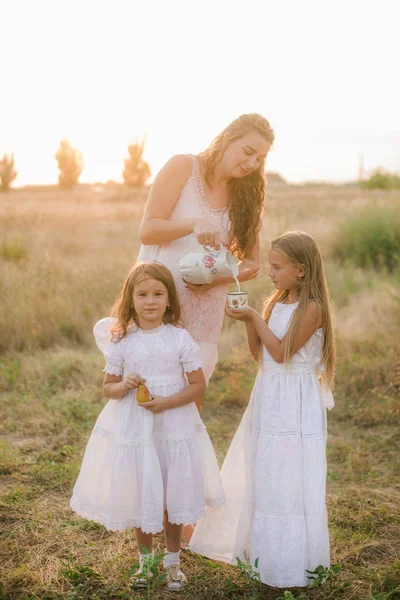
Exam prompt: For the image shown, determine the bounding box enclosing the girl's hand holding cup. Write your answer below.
[225,300,255,323]
[226,289,253,322]
[121,372,146,393]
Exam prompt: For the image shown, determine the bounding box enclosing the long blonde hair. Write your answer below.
[262,231,336,385]
[200,113,275,260]
[109,262,181,340]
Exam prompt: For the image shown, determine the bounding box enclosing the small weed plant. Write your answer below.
[128,546,166,600]
[275,591,306,600]
[60,555,103,599]
[236,554,262,599]
[235,559,348,599]
[307,564,350,597]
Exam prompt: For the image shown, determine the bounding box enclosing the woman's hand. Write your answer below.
[140,395,169,414]
[225,304,256,323]
[121,372,146,393]
[192,218,221,249]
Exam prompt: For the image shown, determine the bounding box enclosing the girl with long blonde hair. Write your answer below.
[190,231,335,588]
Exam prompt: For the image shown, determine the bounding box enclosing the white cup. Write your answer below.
[227,291,249,309]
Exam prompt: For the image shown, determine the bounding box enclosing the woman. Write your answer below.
[138,113,274,393]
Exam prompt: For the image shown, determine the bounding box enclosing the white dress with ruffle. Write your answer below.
[137,155,231,382]
[70,319,225,534]
[189,302,333,588]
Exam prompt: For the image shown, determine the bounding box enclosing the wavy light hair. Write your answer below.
[200,113,274,260]
[109,262,181,340]
[262,231,336,386]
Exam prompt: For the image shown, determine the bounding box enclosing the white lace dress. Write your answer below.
[137,155,231,382]
[190,302,333,588]
[70,319,225,533]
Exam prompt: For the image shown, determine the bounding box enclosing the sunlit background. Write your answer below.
[1,0,399,185]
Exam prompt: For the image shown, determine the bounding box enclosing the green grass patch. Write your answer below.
[332,207,400,272]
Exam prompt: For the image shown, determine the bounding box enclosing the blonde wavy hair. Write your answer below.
[200,113,274,260]
[109,262,181,341]
[262,231,336,386]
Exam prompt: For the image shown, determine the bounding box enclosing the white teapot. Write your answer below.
[179,246,239,285]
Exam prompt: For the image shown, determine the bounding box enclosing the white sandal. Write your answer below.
[133,565,153,588]
[165,564,187,592]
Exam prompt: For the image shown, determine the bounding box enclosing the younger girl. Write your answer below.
[70,262,224,592]
[190,231,335,588]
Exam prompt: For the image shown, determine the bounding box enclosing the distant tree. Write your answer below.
[361,168,400,190]
[0,153,17,192]
[55,140,83,188]
[123,139,151,188]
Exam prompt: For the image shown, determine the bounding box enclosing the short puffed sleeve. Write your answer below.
[103,341,125,376]
[178,329,203,374]
[93,318,125,376]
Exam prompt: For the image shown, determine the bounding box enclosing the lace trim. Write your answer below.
[302,432,326,440]
[191,155,226,214]
[103,364,123,376]
[257,430,325,440]
[191,155,229,231]
[262,579,313,589]
[145,375,185,386]
[261,361,316,375]
[164,498,225,525]
[146,382,184,389]
[153,431,197,442]
[259,430,298,438]
[182,359,203,373]
[93,425,154,447]
[94,425,200,445]
[70,500,163,534]
[165,507,205,526]
[254,511,327,520]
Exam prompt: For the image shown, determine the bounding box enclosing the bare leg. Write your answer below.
[134,528,153,554]
[164,512,187,591]
[164,510,183,552]
[180,524,195,549]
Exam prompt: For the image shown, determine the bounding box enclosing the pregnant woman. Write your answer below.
[138,113,274,391]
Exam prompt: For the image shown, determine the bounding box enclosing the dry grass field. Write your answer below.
[0,184,399,599]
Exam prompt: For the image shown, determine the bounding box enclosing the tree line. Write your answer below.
[0,139,151,192]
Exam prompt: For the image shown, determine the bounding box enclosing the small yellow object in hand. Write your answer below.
[137,383,151,404]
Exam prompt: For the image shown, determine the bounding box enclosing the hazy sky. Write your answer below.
[1,0,399,185]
